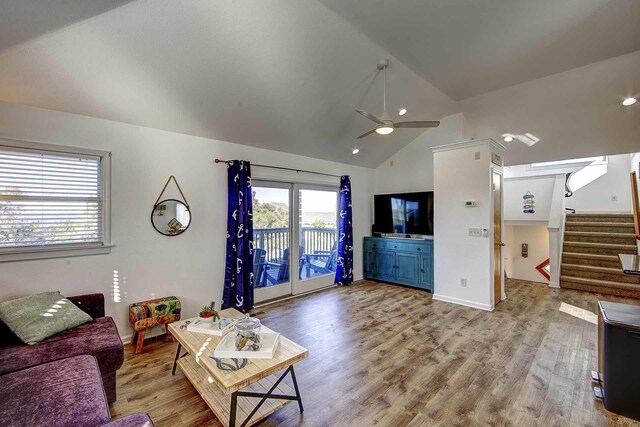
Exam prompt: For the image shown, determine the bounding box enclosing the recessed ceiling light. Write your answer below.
[398,108,407,116]
[622,97,637,106]
[352,148,360,154]
[375,125,394,135]
[503,136,513,142]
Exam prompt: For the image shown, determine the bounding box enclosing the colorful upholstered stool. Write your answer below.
[129,296,181,354]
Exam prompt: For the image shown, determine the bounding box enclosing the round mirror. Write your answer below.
[151,199,191,236]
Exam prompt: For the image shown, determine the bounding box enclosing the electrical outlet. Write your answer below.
[460,278,467,287]
[475,152,481,160]
[469,227,482,237]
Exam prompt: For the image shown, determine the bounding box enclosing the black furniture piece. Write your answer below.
[596,301,640,421]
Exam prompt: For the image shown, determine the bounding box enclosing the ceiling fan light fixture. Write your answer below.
[622,97,637,106]
[375,125,394,135]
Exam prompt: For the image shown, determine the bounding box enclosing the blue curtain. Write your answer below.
[222,161,254,312]
[335,176,353,285]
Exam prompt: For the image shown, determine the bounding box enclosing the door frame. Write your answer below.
[252,179,339,303]
[292,183,340,295]
[252,180,294,303]
[490,167,505,308]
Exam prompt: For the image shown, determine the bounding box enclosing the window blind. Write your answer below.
[0,146,104,250]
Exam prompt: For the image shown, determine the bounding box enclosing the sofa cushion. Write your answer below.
[0,355,111,427]
[101,413,155,427]
[0,291,92,344]
[0,316,124,376]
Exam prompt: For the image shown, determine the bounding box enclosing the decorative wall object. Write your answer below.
[522,191,535,214]
[151,176,191,236]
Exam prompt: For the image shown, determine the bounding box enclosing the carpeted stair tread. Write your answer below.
[561,252,619,260]
[565,221,635,227]
[561,263,624,273]
[560,275,640,291]
[564,231,636,238]
[562,241,637,250]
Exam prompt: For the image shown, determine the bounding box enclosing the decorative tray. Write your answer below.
[213,331,281,359]
[186,318,234,336]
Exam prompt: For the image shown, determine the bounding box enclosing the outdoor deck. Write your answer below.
[254,227,337,286]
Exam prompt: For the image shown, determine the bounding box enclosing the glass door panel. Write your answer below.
[296,187,338,293]
[252,183,292,302]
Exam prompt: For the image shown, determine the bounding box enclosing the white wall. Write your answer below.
[432,140,503,311]
[504,225,549,284]
[568,154,632,213]
[373,113,472,194]
[0,101,374,337]
[503,176,556,223]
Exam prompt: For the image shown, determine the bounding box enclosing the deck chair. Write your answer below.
[307,246,338,275]
[252,248,267,288]
[266,245,305,284]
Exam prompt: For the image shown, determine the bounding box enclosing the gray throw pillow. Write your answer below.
[0,291,92,345]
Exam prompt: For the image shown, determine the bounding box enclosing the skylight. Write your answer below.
[531,156,607,168]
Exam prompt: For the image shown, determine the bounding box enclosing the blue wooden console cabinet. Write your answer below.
[363,237,433,291]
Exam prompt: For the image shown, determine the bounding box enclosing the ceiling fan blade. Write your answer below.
[356,110,384,125]
[357,129,377,139]
[394,121,440,128]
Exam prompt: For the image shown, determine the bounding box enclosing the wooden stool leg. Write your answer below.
[135,330,145,354]
[165,324,176,342]
[130,331,137,346]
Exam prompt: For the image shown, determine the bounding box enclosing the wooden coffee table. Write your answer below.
[168,309,308,427]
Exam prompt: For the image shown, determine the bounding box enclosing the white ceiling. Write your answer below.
[0,0,135,52]
[460,50,640,166]
[318,0,640,100]
[0,0,454,168]
[0,0,638,169]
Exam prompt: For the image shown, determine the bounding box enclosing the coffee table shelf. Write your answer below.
[177,356,294,427]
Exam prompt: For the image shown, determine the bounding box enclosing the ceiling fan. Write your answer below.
[356,59,440,139]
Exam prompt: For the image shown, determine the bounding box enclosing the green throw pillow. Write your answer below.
[0,291,92,345]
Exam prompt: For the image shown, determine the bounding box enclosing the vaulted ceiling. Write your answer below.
[318,0,640,100]
[0,0,638,168]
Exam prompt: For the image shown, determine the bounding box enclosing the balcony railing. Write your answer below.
[254,227,337,262]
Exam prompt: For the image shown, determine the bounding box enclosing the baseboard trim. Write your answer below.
[433,293,493,311]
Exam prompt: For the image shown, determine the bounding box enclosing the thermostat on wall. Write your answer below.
[464,201,478,207]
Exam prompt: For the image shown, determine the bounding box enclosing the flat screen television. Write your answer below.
[373,191,434,236]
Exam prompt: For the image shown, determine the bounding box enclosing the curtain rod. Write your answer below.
[214,158,342,178]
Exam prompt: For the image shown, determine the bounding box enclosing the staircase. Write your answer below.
[560,213,640,298]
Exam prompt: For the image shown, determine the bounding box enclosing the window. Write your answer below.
[0,139,111,261]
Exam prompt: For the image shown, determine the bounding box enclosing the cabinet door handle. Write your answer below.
[417,248,421,251]
[420,269,425,273]
[394,245,398,248]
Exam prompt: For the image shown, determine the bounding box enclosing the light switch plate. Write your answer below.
[469,227,482,237]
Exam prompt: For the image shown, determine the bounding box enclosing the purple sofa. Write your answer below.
[0,355,153,427]
[0,293,124,403]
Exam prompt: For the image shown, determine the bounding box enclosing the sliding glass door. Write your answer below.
[296,186,339,294]
[252,182,292,302]
[252,180,338,303]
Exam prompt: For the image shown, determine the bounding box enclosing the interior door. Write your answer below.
[493,170,503,307]
[252,181,293,303]
[294,185,339,294]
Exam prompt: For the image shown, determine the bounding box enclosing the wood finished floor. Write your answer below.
[110,279,640,426]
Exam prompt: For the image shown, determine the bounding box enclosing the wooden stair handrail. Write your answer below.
[631,171,640,241]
